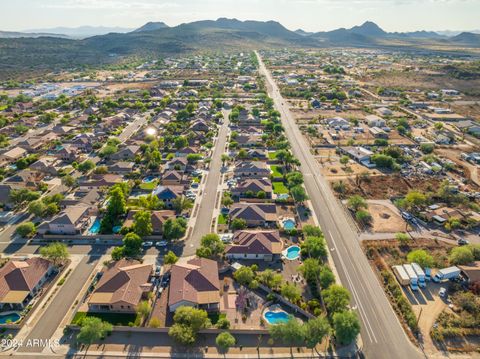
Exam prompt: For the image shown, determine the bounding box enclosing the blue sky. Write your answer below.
[1,0,479,32]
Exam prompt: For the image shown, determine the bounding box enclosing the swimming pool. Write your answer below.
[143,176,156,183]
[284,245,301,260]
[0,312,21,325]
[264,310,289,325]
[112,225,122,234]
[282,218,296,230]
[88,218,101,235]
[277,193,290,201]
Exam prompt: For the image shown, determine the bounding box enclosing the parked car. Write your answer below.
[156,240,168,247]
[439,287,447,298]
[457,238,469,246]
[401,212,413,221]
[143,241,153,248]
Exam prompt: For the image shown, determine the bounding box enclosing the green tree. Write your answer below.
[169,306,210,345]
[407,249,434,268]
[78,160,96,173]
[107,187,127,217]
[28,200,47,217]
[298,258,321,284]
[302,225,323,237]
[163,218,187,240]
[449,246,474,265]
[340,155,349,166]
[230,218,247,230]
[319,265,335,289]
[347,195,367,212]
[197,233,225,258]
[164,250,178,265]
[216,332,236,352]
[16,222,36,237]
[323,285,350,314]
[290,185,308,203]
[61,174,77,188]
[258,269,283,290]
[172,196,193,214]
[395,232,410,245]
[136,300,152,322]
[123,233,143,258]
[269,317,306,349]
[132,210,153,237]
[301,236,327,259]
[281,283,301,303]
[77,317,112,346]
[356,210,372,225]
[304,316,331,350]
[233,266,255,286]
[332,311,360,345]
[39,242,69,266]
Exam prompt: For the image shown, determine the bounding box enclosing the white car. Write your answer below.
[156,240,168,247]
[439,287,447,298]
[143,241,153,248]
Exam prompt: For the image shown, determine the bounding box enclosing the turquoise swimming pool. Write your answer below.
[282,218,296,230]
[264,311,289,325]
[285,245,301,260]
[143,176,156,183]
[88,218,101,235]
[0,312,21,325]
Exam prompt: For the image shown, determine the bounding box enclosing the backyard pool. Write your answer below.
[284,245,301,260]
[143,176,156,183]
[0,312,21,325]
[264,310,289,325]
[277,193,290,201]
[282,218,296,230]
[88,218,101,235]
[112,226,122,234]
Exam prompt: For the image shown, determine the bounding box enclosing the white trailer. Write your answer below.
[403,264,419,290]
[411,263,426,288]
[392,265,410,286]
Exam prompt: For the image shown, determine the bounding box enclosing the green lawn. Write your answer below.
[218,214,227,225]
[139,179,158,190]
[72,312,139,326]
[270,165,283,178]
[273,181,289,194]
[268,151,277,160]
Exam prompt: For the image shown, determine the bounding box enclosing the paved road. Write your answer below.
[183,111,230,256]
[256,52,422,359]
[18,255,100,353]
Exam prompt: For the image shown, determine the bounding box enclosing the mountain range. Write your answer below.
[0,19,479,79]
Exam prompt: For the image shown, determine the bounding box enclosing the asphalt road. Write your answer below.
[256,52,422,359]
[183,111,230,256]
[18,255,100,353]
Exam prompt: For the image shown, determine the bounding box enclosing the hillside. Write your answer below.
[1,18,480,80]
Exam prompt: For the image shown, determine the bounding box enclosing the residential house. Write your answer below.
[233,161,271,179]
[123,210,176,234]
[160,170,186,186]
[30,157,59,176]
[229,203,278,227]
[0,185,14,210]
[79,174,123,190]
[366,115,386,128]
[152,185,183,208]
[0,147,26,166]
[225,230,283,261]
[369,127,389,139]
[110,145,140,162]
[37,204,90,235]
[88,259,152,313]
[168,257,220,312]
[55,145,79,163]
[231,178,272,199]
[236,134,263,148]
[0,258,54,310]
[108,162,135,174]
[166,157,188,171]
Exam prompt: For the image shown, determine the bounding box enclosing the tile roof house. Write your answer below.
[123,210,176,234]
[229,203,278,227]
[30,157,60,176]
[160,170,186,186]
[233,161,271,179]
[168,257,220,313]
[225,230,283,261]
[79,174,123,190]
[37,204,90,235]
[166,157,188,171]
[231,178,272,199]
[0,147,27,166]
[107,161,135,174]
[0,258,53,310]
[88,259,152,313]
[55,145,79,163]
[110,145,141,161]
[152,185,184,208]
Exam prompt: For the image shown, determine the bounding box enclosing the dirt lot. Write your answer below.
[435,146,480,187]
[335,175,443,200]
[367,200,410,233]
